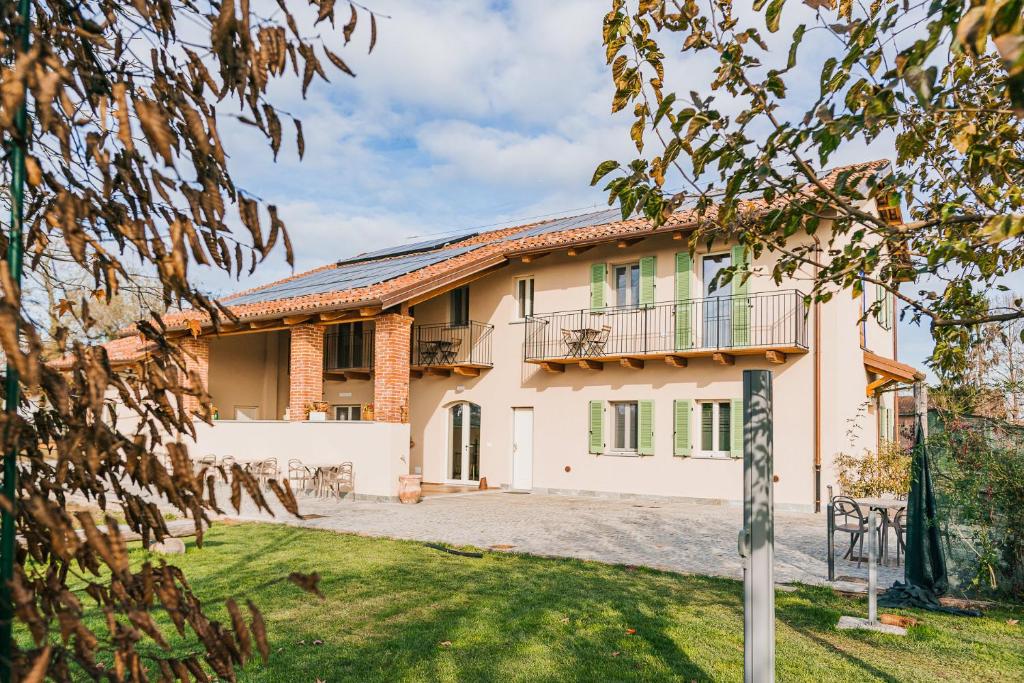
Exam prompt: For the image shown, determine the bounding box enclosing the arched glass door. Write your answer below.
[448,402,481,482]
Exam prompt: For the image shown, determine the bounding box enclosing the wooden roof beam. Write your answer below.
[567,245,594,257]
[521,252,550,264]
[616,238,643,249]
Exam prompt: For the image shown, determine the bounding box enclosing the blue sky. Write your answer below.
[200,0,937,376]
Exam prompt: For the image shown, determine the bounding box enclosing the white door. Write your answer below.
[512,408,534,491]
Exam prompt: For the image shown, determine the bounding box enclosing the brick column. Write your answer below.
[178,336,209,415]
[288,324,325,421]
[373,313,413,423]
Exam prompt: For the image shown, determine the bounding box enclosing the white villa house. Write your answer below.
[87,161,922,510]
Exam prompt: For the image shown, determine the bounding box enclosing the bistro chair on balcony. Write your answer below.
[288,459,316,495]
[585,325,612,356]
[418,340,440,366]
[439,337,461,364]
[561,328,584,357]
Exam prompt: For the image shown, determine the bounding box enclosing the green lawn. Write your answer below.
[86,523,1024,681]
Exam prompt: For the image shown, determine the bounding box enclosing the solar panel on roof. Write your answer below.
[338,231,479,264]
[226,243,479,306]
[510,207,625,240]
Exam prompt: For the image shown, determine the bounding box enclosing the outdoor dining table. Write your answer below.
[853,496,907,566]
[567,328,603,356]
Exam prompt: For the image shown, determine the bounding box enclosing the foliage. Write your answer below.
[596,0,1024,377]
[948,291,1024,421]
[929,411,1024,598]
[835,439,910,497]
[71,522,1024,681]
[0,0,377,678]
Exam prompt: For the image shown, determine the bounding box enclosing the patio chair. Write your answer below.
[220,455,236,470]
[418,340,440,366]
[288,459,316,495]
[319,462,354,499]
[441,337,462,364]
[892,507,907,566]
[587,325,612,356]
[832,496,870,568]
[561,329,583,357]
[250,458,279,488]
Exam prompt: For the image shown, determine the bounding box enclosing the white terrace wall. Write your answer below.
[185,420,410,501]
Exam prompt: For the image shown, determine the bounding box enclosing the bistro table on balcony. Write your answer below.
[419,338,459,365]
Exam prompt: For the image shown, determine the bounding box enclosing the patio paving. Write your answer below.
[223,489,902,591]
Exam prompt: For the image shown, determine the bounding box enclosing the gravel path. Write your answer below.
[224,489,901,591]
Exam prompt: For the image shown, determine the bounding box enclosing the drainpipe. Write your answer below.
[813,235,823,513]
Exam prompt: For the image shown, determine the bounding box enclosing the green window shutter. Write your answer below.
[590,263,606,311]
[638,400,655,455]
[639,256,656,306]
[875,284,888,328]
[588,400,604,454]
[674,253,692,349]
[730,399,743,459]
[731,246,750,346]
[673,400,691,457]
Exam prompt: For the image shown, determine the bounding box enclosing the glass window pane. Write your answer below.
[615,267,626,307]
[352,406,361,421]
[719,402,731,452]
[628,403,638,450]
[701,403,714,451]
[525,279,534,316]
[614,403,626,449]
[630,265,640,306]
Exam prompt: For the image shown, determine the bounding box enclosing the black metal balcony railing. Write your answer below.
[523,290,808,362]
[324,323,375,371]
[412,321,494,367]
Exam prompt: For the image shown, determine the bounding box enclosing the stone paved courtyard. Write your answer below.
[225,489,902,590]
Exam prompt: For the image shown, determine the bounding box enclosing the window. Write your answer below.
[611,401,638,451]
[614,263,640,307]
[450,286,470,326]
[334,404,362,421]
[698,401,732,456]
[515,277,535,319]
[234,406,259,421]
[330,321,367,369]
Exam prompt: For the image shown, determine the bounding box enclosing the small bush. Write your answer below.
[835,440,911,497]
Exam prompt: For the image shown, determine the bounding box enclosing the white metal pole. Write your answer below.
[868,510,878,623]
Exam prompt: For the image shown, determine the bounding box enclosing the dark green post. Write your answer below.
[2,0,32,679]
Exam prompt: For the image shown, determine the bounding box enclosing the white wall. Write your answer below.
[185,420,410,500]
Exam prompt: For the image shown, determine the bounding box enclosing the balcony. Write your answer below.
[412,321,494,377]
[523,290,808,371]
[324,323,374,380]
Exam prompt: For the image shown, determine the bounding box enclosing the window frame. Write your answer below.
[697,400,732,458]
[613,262,641,308]
[333,404,362,421]
[514,276,535,319]
[610,400,639,453]
[450,286,470,327]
